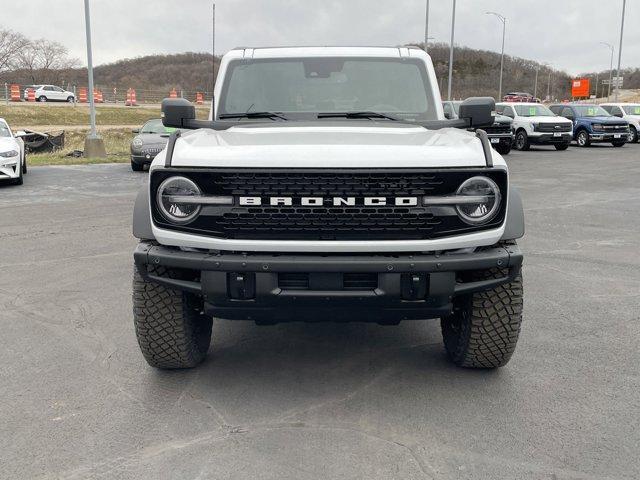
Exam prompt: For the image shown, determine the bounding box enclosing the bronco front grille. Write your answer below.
[150,169,508,241]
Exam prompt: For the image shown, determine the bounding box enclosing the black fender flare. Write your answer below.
[501,186,525,240]
[132,185,154,240]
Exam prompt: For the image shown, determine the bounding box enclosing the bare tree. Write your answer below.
[0,29,30,72]
[15,38,79,83]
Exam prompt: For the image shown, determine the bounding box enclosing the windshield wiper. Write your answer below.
[219,111,288,121]
[317,111,400,121]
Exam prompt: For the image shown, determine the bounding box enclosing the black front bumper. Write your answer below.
[487,133,513,147]
[530,133,572,144]
[134,242,523,323]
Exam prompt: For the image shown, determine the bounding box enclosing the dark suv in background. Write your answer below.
[549,104,629,147]
[443,100,514,155]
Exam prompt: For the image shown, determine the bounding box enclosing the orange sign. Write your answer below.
[571,78,590,98]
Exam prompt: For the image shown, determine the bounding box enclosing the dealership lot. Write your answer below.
[1,146,639,479]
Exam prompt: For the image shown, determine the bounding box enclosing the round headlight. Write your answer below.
[132,137,143,148]
[156,176,201,224]
[455,176,501,225]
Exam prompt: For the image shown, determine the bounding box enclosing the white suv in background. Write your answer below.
[600,103,640,143]
[23,85,75,103]
[496,102,573,151]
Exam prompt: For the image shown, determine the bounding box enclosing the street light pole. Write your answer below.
[82,0,105,158]
[600,42,614,101]
[424,0,430,52]
[447,0,456,101]
[486,12,506,101]
[534,65,539,100]
[615,0,626,101]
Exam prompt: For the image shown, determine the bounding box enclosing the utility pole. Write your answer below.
[600,42,614,101]
[424,0,430,52]
[447,0,456,101]
[534,66,540,100]
[82,0,105,158]
[615,0,626,101]
[486,12,506,101]
[211,2,216,103]
[547,69,552,102]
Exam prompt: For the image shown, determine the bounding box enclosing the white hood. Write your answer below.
[528,116,572,124]
[152,124,505,170]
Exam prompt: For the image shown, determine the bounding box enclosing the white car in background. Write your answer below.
[496,102,573,151]
[0,118,27,185]
[23,84,75,103]
[600,103,640,143]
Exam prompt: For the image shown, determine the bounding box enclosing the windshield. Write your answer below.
[573,105,610,117]
[141,119,173,134]
[513,104,554,117]
[623,105,640,115]
[219,57,436,121]
[0,123,11,138]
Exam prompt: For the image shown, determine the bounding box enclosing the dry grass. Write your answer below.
[0,102,210,128]
[28,128,133,166]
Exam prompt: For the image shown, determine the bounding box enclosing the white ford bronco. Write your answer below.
[132,47,525,370]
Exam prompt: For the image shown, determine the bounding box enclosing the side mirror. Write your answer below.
[162,98,196,128]
[131,128,139,134]
[458,97,495,128]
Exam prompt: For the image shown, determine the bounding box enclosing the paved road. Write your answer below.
[1,145,639,479]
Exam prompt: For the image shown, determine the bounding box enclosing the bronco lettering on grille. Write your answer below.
[238,197,420,207]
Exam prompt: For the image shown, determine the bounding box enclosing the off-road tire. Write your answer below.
[132,264,212,369]
[441,266,523,368]
[554,142,569,151]
[494,143,511,155]
[131,159,144,172]
[514,130,530,151]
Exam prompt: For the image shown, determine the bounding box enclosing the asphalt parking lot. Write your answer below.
[1,144,639,479]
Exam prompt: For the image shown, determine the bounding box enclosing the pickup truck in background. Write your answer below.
[549,104,630,147]
[599,103,640,143]
[497,102,573,151]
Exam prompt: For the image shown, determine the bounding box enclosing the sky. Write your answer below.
[2,0,638,75]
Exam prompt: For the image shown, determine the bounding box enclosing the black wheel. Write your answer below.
[67,96,74,103]
[629,126,638,143]
[612,141,625,147]
[38,95,47,102]
[554,142,569,151]
[13,164,24,185]
[131,159,144,172]
[576,130,590,147]
[514,130,530,151]
[441,266,523,368]
[133,263,212,369]
[494,143,511,155]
